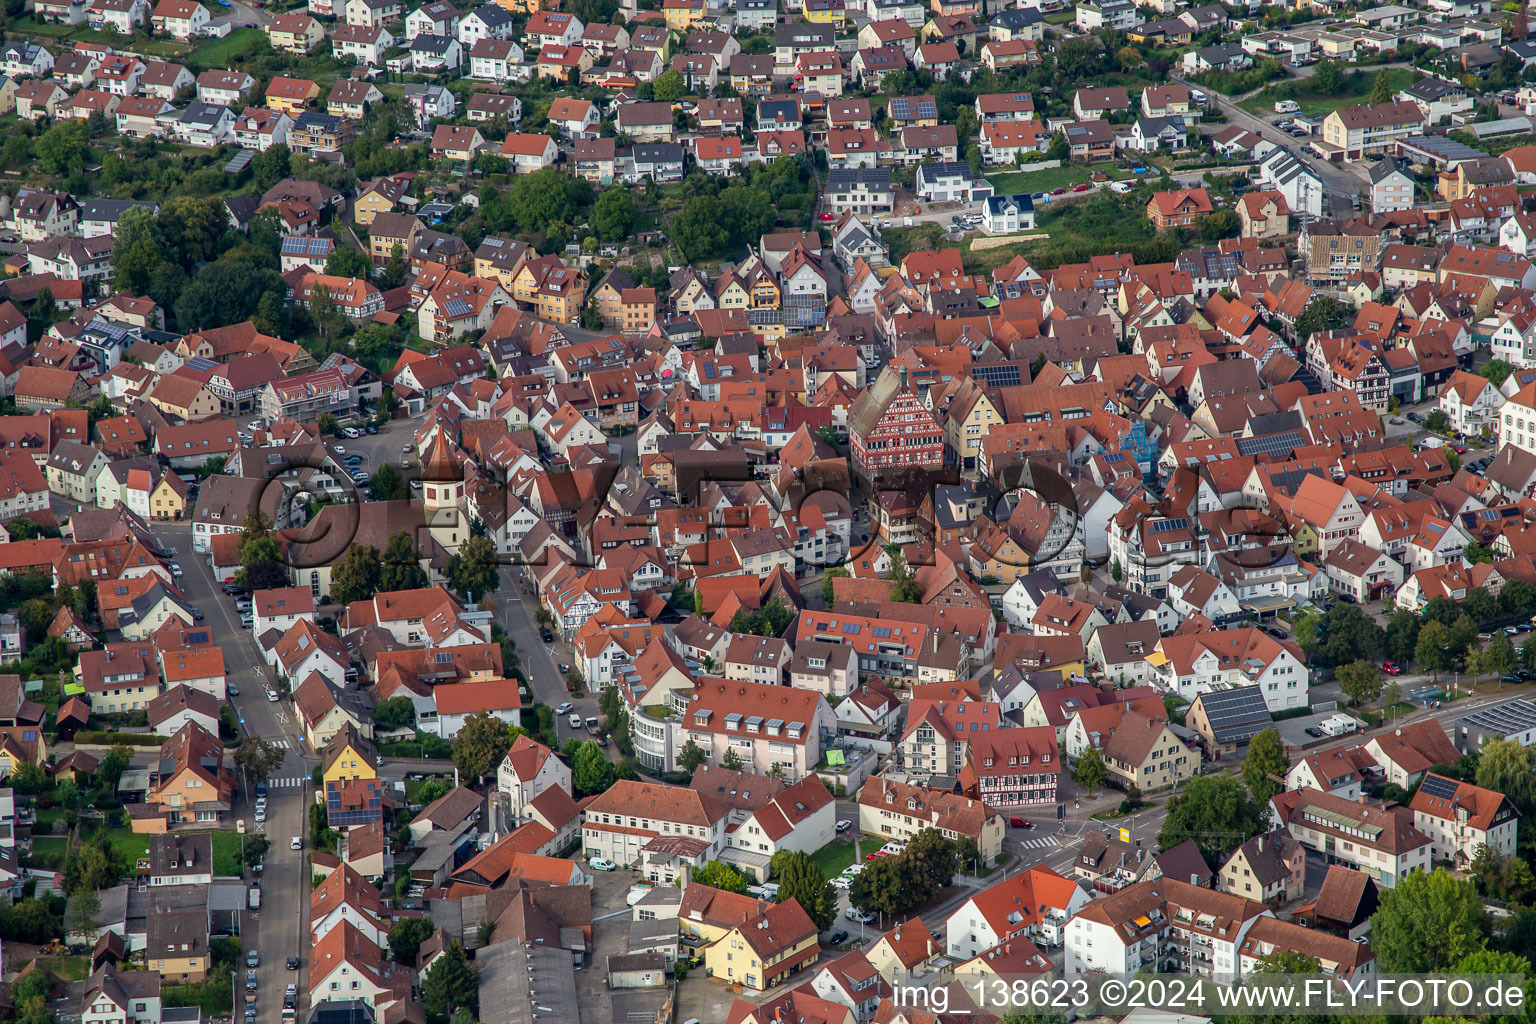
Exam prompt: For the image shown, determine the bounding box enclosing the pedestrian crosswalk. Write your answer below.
[1018,836,1058,851]
[267,776,305,789]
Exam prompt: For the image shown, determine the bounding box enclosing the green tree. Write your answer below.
[1480,359,1516,386]
[380,531,428,591]
[1198,208,1241,242]
[323,247,374,283]
[173,256,291,331]
[822,566,848,608]
[1480,631,1519,681]
[1413,617,1449,681]
[10,760,47,794]
[112,206,168,296]
[1312,57,1344,94]
[421,940,479,1021]
[1293,295,1347,342]
[1072,748,1107,795]
[670,195,729,261]
[417,778,450,806]
[331,543,383,605]
[389,916,437,965]
[36,119,91,174]
[591,189,636,241]
[1475,737,1535,813]
[446,535,499,601]
[885,548,922,603]
[370,463,409,502]
[1158,774,1266,866]
[677,738,706,777]
[1368,70,1394,104]
[380,243,410,289]
[452,711,510,781]
[775,851,837,932]
[721,747,744,770]
[1299,603,1385,668]
[16,598,51,643]
[1241,727,1289,804]
[1464,541,1496,565]
[1047,130,1069,161]
[652,68,685,102]
[97,744,132,793]
[158,195,229,268]
[690,860,750,893]
[1336,660,1384,706]
[572,740,614,796]
[66,887,99,938]
[252,143,292,191]
[1369,868,1488,972]
[374,694,417,732]
[243,834,270,870]
[233,737,285,785]
[1464,586,1497,624]
[1500,579,1536,615]
[848,853,902,918]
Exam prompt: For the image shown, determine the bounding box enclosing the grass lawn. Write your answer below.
[187,27,266,70]
[1239,67,1414,118]
[11,16,191,56]
[26,836,67,869]
[33,955,90,981]
[808,840,858,880]
[880,222,944,263]
[103,830,151,865]
[987,164,1132,194]
[211,831,243,877]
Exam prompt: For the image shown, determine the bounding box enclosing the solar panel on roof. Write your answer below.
[1150,517,1190,533]
[1418,773,1459,801]
[443,299,472,317]
[970,364,1024,387]
[1236,432,1307,458]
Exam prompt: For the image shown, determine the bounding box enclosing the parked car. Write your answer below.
[589,857,617,871]
[247,972,258,991]
[1381,661,1401,675]
[291,836,302,850]
[1305,726,1324,738]
[835,819,852,834]
[845,908,877,923]
[247,951,259,967]
[827,931,849,945]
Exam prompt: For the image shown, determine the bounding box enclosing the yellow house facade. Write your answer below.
[702,910,820,992]
[353,190,396,227]
[150,476,189,520]
[321,725,379,784]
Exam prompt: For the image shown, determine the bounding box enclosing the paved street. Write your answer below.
[1178,73,1369,218]
[157,522,314,1024]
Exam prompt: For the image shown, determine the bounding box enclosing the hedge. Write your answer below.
[75,731,168,746]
